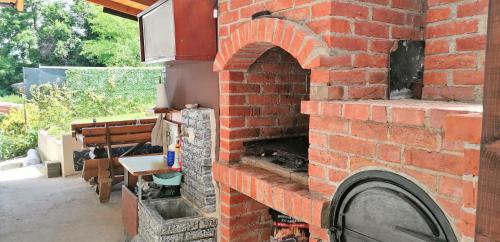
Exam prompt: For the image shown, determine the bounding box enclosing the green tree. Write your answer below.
[37,0,94,66]
[0,0,41,94]
[0,0,142,93]
[82,8,141,66]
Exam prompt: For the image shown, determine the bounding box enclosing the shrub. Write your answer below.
[64,67,161,117]
[30,84,74,133]
[0,67,162,160]
[0,94,24,104]
[0,105,39,160]
[0,79,157,159]
[28,82,153,133]
[65,67,161,108]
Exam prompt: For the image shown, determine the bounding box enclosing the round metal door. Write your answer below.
[330,171,457,242]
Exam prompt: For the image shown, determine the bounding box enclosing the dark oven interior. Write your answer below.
[243,136,309,173]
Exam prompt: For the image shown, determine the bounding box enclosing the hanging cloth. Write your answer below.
[151,115,164,146]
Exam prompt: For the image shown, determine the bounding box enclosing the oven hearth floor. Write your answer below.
[241,156,308,185]
[243,136,309,172]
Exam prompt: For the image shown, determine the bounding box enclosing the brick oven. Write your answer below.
[212,0,486,242]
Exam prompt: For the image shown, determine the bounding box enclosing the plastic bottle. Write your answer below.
[166,143,175,167]
[172,143,181,169]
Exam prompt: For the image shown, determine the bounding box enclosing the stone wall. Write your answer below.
[138,199,217,242]
[180,108,217,213]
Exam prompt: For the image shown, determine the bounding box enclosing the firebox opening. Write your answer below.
[239,46,310,182]
[389,40,425,100]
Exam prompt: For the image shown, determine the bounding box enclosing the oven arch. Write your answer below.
[214,18,329,72]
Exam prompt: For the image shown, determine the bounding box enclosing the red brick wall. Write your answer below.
[215,0,487,241]
[213,161,331,242]
[245,47,310,138]
[218,0,425,100]
[219,47,310,162]
[423,0,488,102]
[302,100,482,240]
[218,184,272,242]
[218,0,488,103]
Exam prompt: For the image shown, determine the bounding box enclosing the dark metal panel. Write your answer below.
[476,0,500,240]
[139,17,145,62]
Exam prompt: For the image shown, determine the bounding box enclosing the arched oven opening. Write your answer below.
[240,46,311,183]
[329,170,457,242]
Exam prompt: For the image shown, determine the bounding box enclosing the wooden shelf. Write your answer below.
[153,107,176,114]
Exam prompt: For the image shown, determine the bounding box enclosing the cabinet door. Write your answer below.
[172,0,217,61]
[141,0,176,63]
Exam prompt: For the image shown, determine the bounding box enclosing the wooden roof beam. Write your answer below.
[0,0,24,11]
[108,0,148,11]
[129,0,157,6]
[16,0,22,11]
[87,0,142,16]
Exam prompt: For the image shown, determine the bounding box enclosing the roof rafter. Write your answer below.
[129,0,157,6]
[87,0,143,16]
[108,0,148,11]
[0,0,24,11]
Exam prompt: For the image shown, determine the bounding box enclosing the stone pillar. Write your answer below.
[180,108,217,213]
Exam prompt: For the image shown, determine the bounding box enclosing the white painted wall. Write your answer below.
[38,130,82,177]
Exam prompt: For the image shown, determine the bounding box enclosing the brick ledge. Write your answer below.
[301,99,482,133]
[213,162,330,229]
[302,99,482,116]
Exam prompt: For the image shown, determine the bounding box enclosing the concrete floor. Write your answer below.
[0,166,123,242]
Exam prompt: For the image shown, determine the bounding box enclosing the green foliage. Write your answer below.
[0,0,150,159]
[0,0,40,92]
[82,10,141,66]
[0,94,24,104]
[0,0,142,93]
[65,67,161,117]
[0,105,39,160]
[37,0,90,66]
[0,67,161,159]
[29,84,75,134]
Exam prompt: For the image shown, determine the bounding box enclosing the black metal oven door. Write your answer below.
[329,170,457,242]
